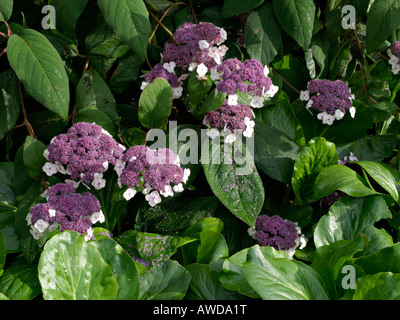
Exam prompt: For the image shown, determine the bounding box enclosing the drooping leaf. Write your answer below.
[0,70,20,141]
[7,29,70,120]
[22,136,47,181]
[0,0,13,21]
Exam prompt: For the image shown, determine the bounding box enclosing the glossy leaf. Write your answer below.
[0,70,20,141]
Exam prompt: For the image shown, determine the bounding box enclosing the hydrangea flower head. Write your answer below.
[117,145,190,206]
[27,183,104,241]
[388,41,400,75]
[203,100,255,142]
[248,215,307,256]
[162,22,228,77]
[299,79,356,125]
[42,122,125,190]
[216,58,278,107]
[140,62,184,99]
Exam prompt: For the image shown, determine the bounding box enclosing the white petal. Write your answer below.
[123,188,137,201]
[227,94,238,106]
[299,90,310,101]
[250,96,264,108]
[349,106,356,118]
[198,40,210,50]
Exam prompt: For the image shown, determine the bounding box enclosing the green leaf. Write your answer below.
[202,138,265,226]
[244,1,281,65]
[354,161,400,205]
[0,70,20,141]
[291,137,338,205]
[187,73,213,110]
[0,230,5,277]
[196,230,229,266]
[22,136,46,181]
[243,247,329,300]
[365,0,400,53]
[138,78,172,129]
[355,243,400,274]
[313,195,392,248]
[314,165,380,200]
[139,260,191,300]
[48,0,89,38]
[198,88,226,115]
[186,263,245,300]
[90,238,140,300]
[38,231,118,300]
[7,29,70,120]
[75,109,117,137]
[311,237,365,300]
[219,248,259,299]
[272,0,315,49]
[353,272,400,300]
[221,0,264,18]
[0,256,41,300]
[253,118,300,183]
[97,0,151,62]
[76,69,119,122]
[0,0,13,21]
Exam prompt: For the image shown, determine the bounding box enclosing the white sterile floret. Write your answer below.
[65,179,80,189]
[317,112,335,125]
[225,133,237,144]
[196,63,208,79]
[349,106,356,118]
[227,94,238,106]
[163,61,176,73]
[48,209,56,218]
[183,168,191,184]
[334,109,345,120]
[188,62,198,72]
[210,67,222,81]
[123,188,137,201]
[219,28,227,43]
[243,117,255,138]
[173,183,184,193]
[84,227,94,241]
[300,90,310,101]
[348,152,358,161]
[26,213,32,225]
[91,210,105,224]
[43,149,49,160]
[140,81,149,90]
[160,185,174,197]
[198,40,210,50]
[101,128,112,137]
[91,173,106,190]
[34,219,49,233]
[43,162,58,176]
[172,87,183,99]
[114,159,126,177]
[263,65,270,77]
[305,99,314,115]
[145,190,162,207]
[29,226,42,240]
[250,96,264,108]
[264,84,279,98]
[206,128,220,139]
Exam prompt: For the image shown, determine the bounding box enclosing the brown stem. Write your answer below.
[71,60,90,125]
[0,47,6,59]
[353,29,378,104]
[18,81,35,138]
[189,0,198,24]
[372,51,390,61]
[4,19,12,37]
[149,10,179,45]
[272,69,300,95]
[0,31,7,39]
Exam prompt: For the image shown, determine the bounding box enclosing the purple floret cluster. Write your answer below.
[27,183,105,241]
[42,122,125,190]
[203,100,255,142]
[163,22,228,72]
[300,79,356,125]
[249,215,307,256]
[116,145,190,206]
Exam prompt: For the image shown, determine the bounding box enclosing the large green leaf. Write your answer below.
[355,243,400,274]
[365,0,400,53]
[0,0,13,21]
[48,0,89,38]
[202,137,265,226]
[221,0,264,17]
[272,0,315,49]
[354,161,400,205]
[196,230,229,266]
[0,70,20,141]
[243,246,329,300]
[138,78,172,129]
[97,0,151,62]
[7,29,70,120]
[314,165,380,200]
[38,231,118,300]
[76,69,119,122]
[314,195,392,248]
[311,237,365,300]
[90,238,140,300]
[291,137,338,205]
[22,136,47,181]
[138,260,191,300]
[353,272,400,300]
[244,1,281,65]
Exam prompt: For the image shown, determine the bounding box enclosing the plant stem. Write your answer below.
[18,81,35,138]
[149,10,179,45]
[272,69,300,95]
